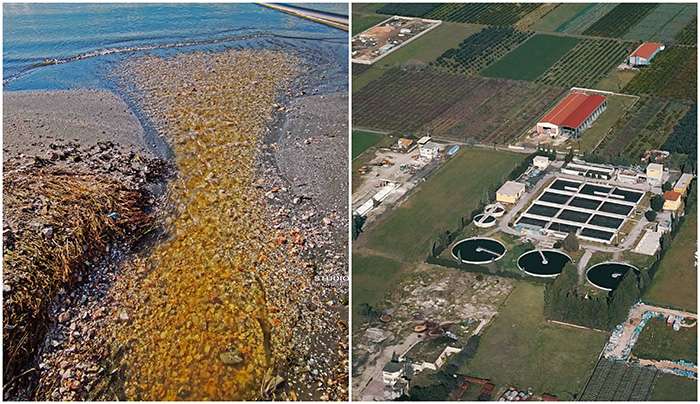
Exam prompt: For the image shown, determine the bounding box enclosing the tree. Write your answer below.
[651,195,665,211]
[644,210,657,221]
[352,214,366,240]
[564,148,574,163]
[562,233,579,252]
[662,181,673,192]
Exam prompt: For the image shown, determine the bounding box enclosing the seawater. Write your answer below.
[3,3,347,90]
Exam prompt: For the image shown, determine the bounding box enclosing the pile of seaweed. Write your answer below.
[2,144,168,396]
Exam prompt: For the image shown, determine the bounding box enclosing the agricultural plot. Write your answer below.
[423,3,539,26]
[432,26,532,76]
[554,3,618,35]
[462,283,608,399]
[583,4,659,38]
[424,78,564,144]
[579,359,658,401]
[674,17,697,45]
[596,96,690,160]
[536,38,632,88]
[574,94,638,153]
[650,374,698,401]
[622,3,697,42]
[351,13,387,35]
[529,3,592,32]
[351,254,404,330]
[481,34,579,81]
[623,46,697,100]
[352,130,383,159]
[375,3,441,18]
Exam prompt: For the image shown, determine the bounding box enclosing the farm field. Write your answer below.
[622,3,697,42]
[432,26,532,76]
[674,17,697,45]
[352,130,384,159]
[536,38,632,88]
[351,13,387,35]
[596,68,639,93]
[423,3,539,26]
[481,34,580,81]
[351,254,404,331]
[351,65,387,93]
[514,4,557,31]
[461,282,608,399]
[631,317,697,363]
[623,46,697,100]
[579,359,659,401]
[354,68,565,144]
[596,96,690,160]
[554,3,617,35]
[372,22,483,68]
[650,374,698,401]
[529,3,592,32]
[360,148,523,263]
[644,194,697,313]
[375,3,441,18]
[571,94,638,153]
[583,3,659,38]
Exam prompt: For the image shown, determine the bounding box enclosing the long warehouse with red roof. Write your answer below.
[535,91,607,138]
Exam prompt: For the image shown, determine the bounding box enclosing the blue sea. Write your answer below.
[3,3,347,91]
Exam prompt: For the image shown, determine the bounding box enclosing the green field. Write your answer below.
[351,254,404,330]
[644,192,697,312]
[361,148,523,262]
[482,34,580,81]
[555,3,617,35]
[650,373,698,401]
[530,3,593,32]
[632,317,697,363]
[352,130,383,159]
[575,94,638,152]
[622,3,697,42]
[460,282,608,399]
[351,13,387,35]
[623,46,697,100]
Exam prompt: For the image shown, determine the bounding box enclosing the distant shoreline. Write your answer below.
[260,3,349,31]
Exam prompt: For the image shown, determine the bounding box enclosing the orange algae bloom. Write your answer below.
[111,50,302,400]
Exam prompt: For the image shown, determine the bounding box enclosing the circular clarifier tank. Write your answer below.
[451,237,506,264]
[473,214,497,228]
[586,262,639,291]
[517,249,572,278]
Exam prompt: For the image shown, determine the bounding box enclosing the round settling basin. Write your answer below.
[517,249,572,278]
[586,262,639,291]
[451,237,506,264]
[473,214,497,228]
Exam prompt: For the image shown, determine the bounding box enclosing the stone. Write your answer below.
[219,350,244,366]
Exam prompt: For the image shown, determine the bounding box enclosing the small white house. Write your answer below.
[419,141,442,160]
[646,163,663,185]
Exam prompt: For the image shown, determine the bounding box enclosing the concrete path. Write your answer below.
[578,249,593,283]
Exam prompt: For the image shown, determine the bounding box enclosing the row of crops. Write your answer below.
[663,104,697,171]
[623,46,697,100]
[674,18,697,45]
[424,3,539,26]
[536,38,632,88]
[583,3,659,38]
[353,67,564,144]
[431,27,532,76]
[375,3,441,18]
[580,359,657,401]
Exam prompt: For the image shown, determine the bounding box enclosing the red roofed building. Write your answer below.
[536,91,607,138]
[629,42,665,66]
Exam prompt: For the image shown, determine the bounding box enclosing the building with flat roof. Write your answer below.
[536,91,607,138]
[674,173,694,195]
[562,160,615,180]
[496,181,526,204]
[663,191,682,212]
[629,42,664,66]
[419,141,441,160]
[634,229,662,256]
[397,138,414,151]
[646,163,663,185]
[533,155,551,170]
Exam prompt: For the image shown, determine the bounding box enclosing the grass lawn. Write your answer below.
[351,253,404,331]
[572,94,638,152]
[482,34,580,81]
[644,195,697,312]
[596,69,639,93]
[632,317,697,363]
[352,130,383,159]
[362,148,524,263]
[460,282,608,399]
[351,13,387,35]
[650,373,698,401]
[531,4,593,32]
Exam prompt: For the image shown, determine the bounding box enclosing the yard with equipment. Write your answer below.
[357,148,523,263]
[459,282,608,399]
[482,34,580,81]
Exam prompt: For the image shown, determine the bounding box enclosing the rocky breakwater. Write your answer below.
[103,49,336,400]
